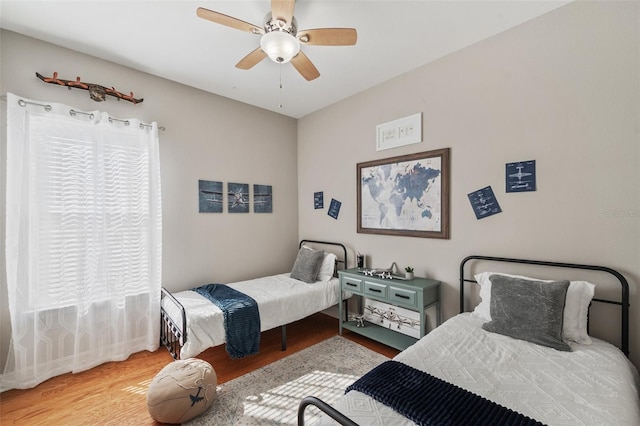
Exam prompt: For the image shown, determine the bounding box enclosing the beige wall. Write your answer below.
[1,0,639,371]
[298,1,640,366]
[0,30,299,366]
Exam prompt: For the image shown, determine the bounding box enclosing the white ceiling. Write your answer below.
[0,1,571,118]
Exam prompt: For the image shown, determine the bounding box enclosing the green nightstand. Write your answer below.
[338,268,441,351]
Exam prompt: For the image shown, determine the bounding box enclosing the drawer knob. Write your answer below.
[395,294,410,300]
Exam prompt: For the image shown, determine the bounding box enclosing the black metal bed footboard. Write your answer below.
[297,396,358,426]
[160,287,187,360]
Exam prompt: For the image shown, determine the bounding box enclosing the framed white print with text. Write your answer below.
[376,113,422,151]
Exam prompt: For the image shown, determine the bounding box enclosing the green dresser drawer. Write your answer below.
[389,286,417,308]
[342,275,363,293]
[364,280,388,300]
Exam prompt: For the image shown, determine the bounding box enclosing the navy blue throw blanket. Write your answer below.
[346,361,544,426]
[192,284,260,359]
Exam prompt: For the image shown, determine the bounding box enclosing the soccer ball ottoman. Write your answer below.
[146,358,217,423]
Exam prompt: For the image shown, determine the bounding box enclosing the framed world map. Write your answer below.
[357,148,450,239]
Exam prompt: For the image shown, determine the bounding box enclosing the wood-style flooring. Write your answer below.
[0,313,399,425]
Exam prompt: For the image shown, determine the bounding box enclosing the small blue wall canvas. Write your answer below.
[328,198,342,220]
[199,180,223,213]
[314,191,324,209]
[228,182,250,213]
[253,184,272,213]
[506,160,536,193]
[468,186,502,219]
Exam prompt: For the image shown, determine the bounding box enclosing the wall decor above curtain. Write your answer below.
[36,71,143,103]
[228,182,250,213]
[357,148,450,239]
[253,184,272,213]
[199,180,223,213]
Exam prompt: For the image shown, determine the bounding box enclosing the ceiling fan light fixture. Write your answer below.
[260,31,300,64]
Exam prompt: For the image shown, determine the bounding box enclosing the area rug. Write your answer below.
[184,336,389,426]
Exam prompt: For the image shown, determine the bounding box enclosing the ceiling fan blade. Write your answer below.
[236,48,268,70]
[196,7,263,34]
[298,28,357,46]
[271,0,296,24]
[291,51,320,81]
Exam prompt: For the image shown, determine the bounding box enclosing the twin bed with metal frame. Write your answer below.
[300,255,639,426]
[159,240,347,360]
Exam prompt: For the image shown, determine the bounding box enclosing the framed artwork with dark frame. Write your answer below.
[357,148,450,239]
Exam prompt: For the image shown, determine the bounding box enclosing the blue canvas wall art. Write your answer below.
[506,160,536,193]
[328,198,342,220]
[228,182,250,213]
[314,191,324,209]
[199,180,223,213]
[253,184,272,213]
[468,186,502,219]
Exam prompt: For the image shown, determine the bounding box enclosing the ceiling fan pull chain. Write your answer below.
[279,68,283,109]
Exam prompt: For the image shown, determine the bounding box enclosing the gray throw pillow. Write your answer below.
[482,274,571,351]
[290,248,325,283]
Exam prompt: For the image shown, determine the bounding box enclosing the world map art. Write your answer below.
[360,157,442,233]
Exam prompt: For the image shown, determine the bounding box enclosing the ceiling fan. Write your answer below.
[196,0,357,81]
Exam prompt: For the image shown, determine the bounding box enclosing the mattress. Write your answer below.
[163,273,340,359]
[319,313,640,426]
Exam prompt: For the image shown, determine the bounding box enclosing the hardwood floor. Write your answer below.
[0,313,399,425]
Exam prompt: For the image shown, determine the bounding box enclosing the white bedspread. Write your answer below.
[163,273,340,359]
[320,313,640,426]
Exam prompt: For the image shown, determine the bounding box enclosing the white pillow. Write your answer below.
[302,245,337,282]
[317,253,337,281]
[472,272,595,344]
[562,280,595,344]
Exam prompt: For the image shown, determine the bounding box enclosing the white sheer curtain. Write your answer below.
[2,93,162,391]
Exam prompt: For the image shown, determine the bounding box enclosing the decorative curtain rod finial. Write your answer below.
[36,72,144,104]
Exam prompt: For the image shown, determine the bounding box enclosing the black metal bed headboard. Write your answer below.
[299,239,348,271]
[459,255,630,357]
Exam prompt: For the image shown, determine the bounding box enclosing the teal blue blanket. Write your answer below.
[192,284,260,359]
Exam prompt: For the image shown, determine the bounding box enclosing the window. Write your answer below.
[2,93,162,391]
